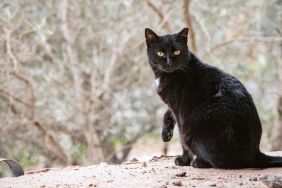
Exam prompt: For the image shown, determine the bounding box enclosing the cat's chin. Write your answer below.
[160,68,177,73]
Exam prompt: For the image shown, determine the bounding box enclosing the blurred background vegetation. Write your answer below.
[0,0,281,171]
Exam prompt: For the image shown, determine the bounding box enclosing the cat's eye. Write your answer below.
[157,51,164,57]
[174,50,181,55]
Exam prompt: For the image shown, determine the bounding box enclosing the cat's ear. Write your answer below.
[177,27,189,43]
[145,28,159,44]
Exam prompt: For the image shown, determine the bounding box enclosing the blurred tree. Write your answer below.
[267,0,282,151]
[271,29,282,150]
[0,0,281,169]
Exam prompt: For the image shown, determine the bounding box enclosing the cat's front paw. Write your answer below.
[175,156,190,166]
[162,128,173,142]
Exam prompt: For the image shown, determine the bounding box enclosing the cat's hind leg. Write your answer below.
[162,109,176,142]
[190,156,212,168]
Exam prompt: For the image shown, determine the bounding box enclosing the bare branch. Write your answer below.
[182,0,197,53]
[34,121,71,165]
[206,36,282,55]
[0,89,32,108]
[146,0,172,32]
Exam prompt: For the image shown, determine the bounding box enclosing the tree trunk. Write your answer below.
[271,81,282,151]
[271,42,282,151]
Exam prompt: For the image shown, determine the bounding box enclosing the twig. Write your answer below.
[206,37,282,55]
[0,89,32,108]
[34,121,71,165]
[182,0,197,53]
[105,124,156,163]
[59,0,81,98]
[146,0,172,32]
[5,29,18,71]
[12,72,35,120]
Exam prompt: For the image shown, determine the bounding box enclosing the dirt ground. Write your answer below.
[0,152,282,188]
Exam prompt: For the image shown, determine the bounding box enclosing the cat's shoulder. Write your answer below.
[195,60,247,93]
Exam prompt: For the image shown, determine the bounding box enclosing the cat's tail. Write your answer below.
[253,151,282,168]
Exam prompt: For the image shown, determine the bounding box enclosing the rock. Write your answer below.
[175,172,186,177]
[260,175,282,188]
[172,181,182,186]
[142,162,147,167]
[130,158,139,162]
[209,183,216,187]
[249,177,258,181]
[192,177,205,180]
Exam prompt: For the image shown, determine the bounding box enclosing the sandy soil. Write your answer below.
[1,152,282,188]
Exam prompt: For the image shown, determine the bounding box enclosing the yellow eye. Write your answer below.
[174,50,181,55]
[157,51,164,57]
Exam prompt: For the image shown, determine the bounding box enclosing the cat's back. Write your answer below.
[194,60,249,99]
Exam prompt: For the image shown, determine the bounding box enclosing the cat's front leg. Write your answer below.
[162,109,176,142]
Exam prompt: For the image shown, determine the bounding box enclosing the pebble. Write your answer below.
[249,177,257,181]
[130,158,139,162]
[175,172,187,177]
[173,181,182,186]
[209,183,216,187]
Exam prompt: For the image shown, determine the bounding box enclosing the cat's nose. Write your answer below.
[166,56,172,66]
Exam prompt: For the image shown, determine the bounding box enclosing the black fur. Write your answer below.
[145,28,282,169]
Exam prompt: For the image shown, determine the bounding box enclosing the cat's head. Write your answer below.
[145,28,190,73]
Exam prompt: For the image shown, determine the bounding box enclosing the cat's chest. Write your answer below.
[155,77,165,94]
[155,78,160,88]
[154,77,181,103]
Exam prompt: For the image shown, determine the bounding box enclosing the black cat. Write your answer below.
[145,27,282,168]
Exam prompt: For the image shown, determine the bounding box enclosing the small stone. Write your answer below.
[175,172,186,177]
[192,177,205,180]
[239,183,243,186]
[130,158,139,162]
[209,183,216,187]
[150,156,159,161]
[142,162,147,167]
[249,177,257,181]
[239,175,242,178]
[173,181,182,186]
[260,175,282,188]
